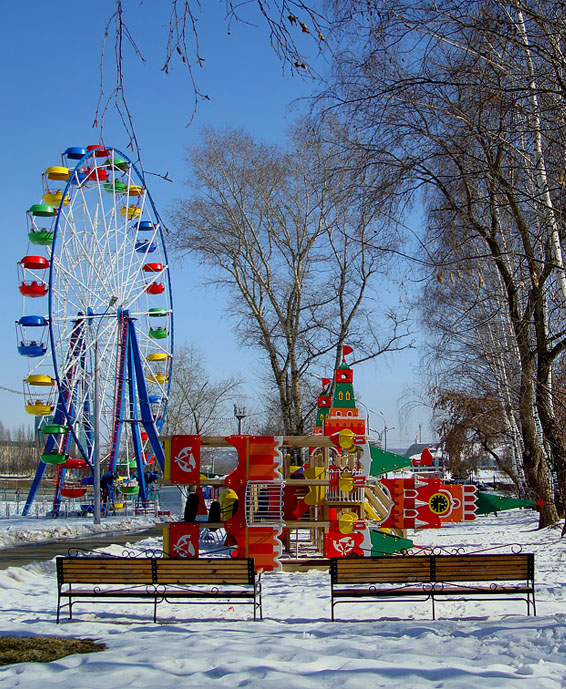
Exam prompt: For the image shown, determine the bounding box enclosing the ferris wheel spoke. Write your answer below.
[58,190,131,308]
[57,206,121,307]
[52,263,109,312]
[122,202,149,290]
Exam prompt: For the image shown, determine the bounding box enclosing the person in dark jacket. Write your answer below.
[100,471,118,515]
[184,490,200,522]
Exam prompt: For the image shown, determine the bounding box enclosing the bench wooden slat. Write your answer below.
[336,556,425,568]
[157,564,250,570]
[157,576,251,584]
[59,559,154,584]
[435,566,529,580]
[335,572,431,584]
[56,556,261,623]
[333,586,430,597]
[436,568,529,582]
[156,565,251,574]
[334,565,430,575]
[334,557,432,584]
[63,575,154,584]
[61,561,153,569]
[156,559,253,585]
[330,553,535,620]
[166,559,249,564]
[157,560,252,565]
[60,566,153,574]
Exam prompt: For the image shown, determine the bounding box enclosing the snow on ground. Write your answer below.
[1,509,566,688]
[0,509,162,549]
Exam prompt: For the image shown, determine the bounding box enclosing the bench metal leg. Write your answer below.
[254,589,263,620]
[57,598,72,622]
[529,591,536,617]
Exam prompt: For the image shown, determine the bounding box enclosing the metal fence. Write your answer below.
[0,490,159,519]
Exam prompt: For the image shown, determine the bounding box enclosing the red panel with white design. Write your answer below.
[169,434,201,484]
[166,523,200,558]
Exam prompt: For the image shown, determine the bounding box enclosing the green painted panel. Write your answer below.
[149,327,168,339]
[41,451,68,465]
[369,446,413,476]
[103,180,127,193]
[29,203,56,217]
[369,529,413,555]
[476,492,536,514]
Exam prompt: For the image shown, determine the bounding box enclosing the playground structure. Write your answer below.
[161,347,523,571]
[17,146,173,516]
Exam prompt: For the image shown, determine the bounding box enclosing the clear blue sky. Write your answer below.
[0,1,431,450]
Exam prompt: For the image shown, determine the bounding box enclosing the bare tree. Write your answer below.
[418,171,537,491]
[163,343,241,436]
[433,388,523,490]
[170,123,411,435]
[0,425,36,476]
[97,1,328,158]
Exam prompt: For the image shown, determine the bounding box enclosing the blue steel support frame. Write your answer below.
[126,330,147,501]
[106,315,129,476]
[128,319,165,471]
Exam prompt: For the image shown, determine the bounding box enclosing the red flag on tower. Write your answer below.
[342,345,353,360]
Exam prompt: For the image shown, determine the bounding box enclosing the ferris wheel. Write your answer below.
[17,145,173,516]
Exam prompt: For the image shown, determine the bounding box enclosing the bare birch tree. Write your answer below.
[317,0,566,526]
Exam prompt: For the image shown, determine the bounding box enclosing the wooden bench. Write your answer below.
[56,556,262,623]
[330,553,535,620]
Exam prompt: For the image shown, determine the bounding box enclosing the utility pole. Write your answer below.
[93,295,118,525]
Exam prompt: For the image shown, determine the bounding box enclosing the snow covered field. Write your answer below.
[1,509,565,688]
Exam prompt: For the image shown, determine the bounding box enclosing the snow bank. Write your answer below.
[0,513,160,549]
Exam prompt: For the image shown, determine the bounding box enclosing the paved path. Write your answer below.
[0,525,164,569]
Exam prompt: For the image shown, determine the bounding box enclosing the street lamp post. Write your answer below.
[379,411,396,452]
[93,296,118,525]
[233,404,247,434]
[357,401,379,438]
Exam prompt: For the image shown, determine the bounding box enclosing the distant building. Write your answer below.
[404,442,440,459]
[403,442,444,472]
